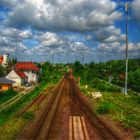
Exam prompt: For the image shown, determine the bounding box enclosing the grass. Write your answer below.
[0,82,47,125]
[0,82,55,140]
[22,111,35,120]
[0,117,27,140]
[0,89,17,104]
[95,101,116,114]
[81,84,140,138]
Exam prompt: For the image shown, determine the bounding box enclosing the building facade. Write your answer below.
[6,62,40,86]
[6,70,27,86]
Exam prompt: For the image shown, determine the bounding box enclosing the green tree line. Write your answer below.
[71,59,140,92]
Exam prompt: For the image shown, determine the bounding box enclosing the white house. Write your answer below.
[6,62,40,86]
[6,70,28,86]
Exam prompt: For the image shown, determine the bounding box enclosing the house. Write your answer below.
[0,77,15,91]
[15,62,40,84]
[6,62,40,86]
[6,70,28,86]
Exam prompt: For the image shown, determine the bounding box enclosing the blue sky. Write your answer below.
[0,0,140,63]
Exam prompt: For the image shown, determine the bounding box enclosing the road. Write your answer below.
[17,72,122,140]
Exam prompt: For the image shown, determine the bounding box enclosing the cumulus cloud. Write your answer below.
[93,25,125,43]
[0,26,32,58]
[4,0,122,32]
[0,0,18,7]
[0,26,32,41]
[35,32,67,48]
[33,32,94,55]
[98,41,140,60]
[132,0,140,21]
[0,0,140,62]
[0,27,95,62]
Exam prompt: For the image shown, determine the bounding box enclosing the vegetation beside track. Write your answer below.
[71,59,140,92]
[0,62,67,140]
[0,59,140,139]
[0,89,18,104]
[0,83,52,140]
[0,83,47,125]
[80,84,140,138]
[38,60,140,138]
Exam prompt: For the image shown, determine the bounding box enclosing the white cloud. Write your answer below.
[4,0,122,32]
[0,0,18,7]
[0,0,140,62]
[0,26,32,57]
[35,32,67,48]
[0,26,32,41]
[132,0,140,21]
[98,41,140,58]
[33,32,93,55]
[121,42,140,52]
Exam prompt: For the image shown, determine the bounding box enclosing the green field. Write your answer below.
[81,84,140,138]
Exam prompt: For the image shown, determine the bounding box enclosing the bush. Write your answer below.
[3,89,17,95]
[91,79,120,92]
[96,105,110,114]
[134,131,140,138]
[96,102,115,114]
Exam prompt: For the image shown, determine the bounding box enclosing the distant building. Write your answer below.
[6,62,40,86]
[0,54,9,66]
[6,70,28,86]
[0,77,15,91]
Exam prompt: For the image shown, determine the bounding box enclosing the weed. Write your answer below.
[134,131,140,138]
[96,101,115,114]
[23,112,34,120]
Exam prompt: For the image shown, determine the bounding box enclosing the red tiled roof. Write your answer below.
[15,70,27,78]
[15,62,40,71]
[0,56,3,64]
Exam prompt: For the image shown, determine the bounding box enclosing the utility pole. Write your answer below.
[124,2,129,95]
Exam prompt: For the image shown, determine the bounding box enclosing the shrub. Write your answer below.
[3,89,17,95]
[0,89,18,104]
[91,79,120,92]
[134,131,140,138]
[96,102,115,114]
[96,105,110,114]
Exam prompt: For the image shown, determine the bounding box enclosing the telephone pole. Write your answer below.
[124,2,129,95]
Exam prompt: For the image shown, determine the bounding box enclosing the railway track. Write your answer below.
[18,91,46,117]
[17,78,66,140]
[69,79,89,140]
[17,73,122,140]
[18,87,54,117]
[72,79,121,140]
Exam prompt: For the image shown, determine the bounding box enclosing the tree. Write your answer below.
[0,65,6,77]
